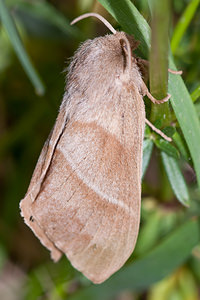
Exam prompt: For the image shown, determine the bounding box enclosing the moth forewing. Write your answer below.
[20,13,171,284]
[20,105,70,261]
[21,89,145,285]
[20,30,145,283]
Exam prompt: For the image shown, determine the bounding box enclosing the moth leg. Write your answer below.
[136,58,182,75]
[135,58,149,83]
[168,68,182,75]
[145,118,172,142]
[141,81,171,104]
[136,57,149,68]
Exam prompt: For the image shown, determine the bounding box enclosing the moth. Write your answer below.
[20,13,175,284]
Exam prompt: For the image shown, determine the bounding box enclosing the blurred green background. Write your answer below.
[0,0,200,299]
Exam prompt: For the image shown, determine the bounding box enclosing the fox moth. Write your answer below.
[20,13,172,284]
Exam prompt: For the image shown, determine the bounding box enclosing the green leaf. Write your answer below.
[25,258,75,300]
[98,0,200,189]
[162,126,176,137]
[70,219,199,299]
[191,84,200,102]
[0,0,45,95]
[171,0,200,54]
[154,139,180,159]
[142,139,153,178]
[168,63,200,188]
[161,151,190,206]
[98,0,151,57]
[195,102,200,118]
[144,123,151,137]
[152,119,162,129]
[172,131,190,161]
[135,211,162,255]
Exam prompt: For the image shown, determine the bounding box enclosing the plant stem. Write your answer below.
[148,0,171,125]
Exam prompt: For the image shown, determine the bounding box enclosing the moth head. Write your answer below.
[71,13,140,75]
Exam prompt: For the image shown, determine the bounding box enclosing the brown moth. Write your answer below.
[20,13,173,284]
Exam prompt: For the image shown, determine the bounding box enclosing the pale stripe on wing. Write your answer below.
[56,143,134,216]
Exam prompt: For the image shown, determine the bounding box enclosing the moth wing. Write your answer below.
[20,106,69,261]
[21,87,145,283]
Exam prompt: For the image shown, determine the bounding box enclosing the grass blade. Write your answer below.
[171,0,200,54]
[98,0,150,56]
[11,0,83,41]
[195,102,200,118]
[154,139,180,159]
[172,131,190,161]
[191,84,200,102]
[135,211,162,256]
[161,151,190,206]
[0,0,45,95]
[168,61,200,189]
[98,0,200,189]
[142,139,153,178]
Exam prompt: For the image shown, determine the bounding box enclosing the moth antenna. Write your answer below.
[120,37,132,74]
[71,13,117,35]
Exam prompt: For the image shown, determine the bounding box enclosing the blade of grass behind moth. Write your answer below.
[195,102,200,119]
[148,0,171,125]
[98,0,200,189]
[10,0,84,41]
[77,0,95,12]
[98,0,151,57]
[168,58,200,189]
[171,0,200,55]
[142,139,154,179]
[161,151,190,207]
[134,211,162,256]
[191,84,200,102]
[172,131,190,162]
[0,0,45,95]
[69,219,199,300]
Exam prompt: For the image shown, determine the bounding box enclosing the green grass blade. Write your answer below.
[70,219,199,299]
[172,131,190,161]
[154,139,180,159]
[195,102,200,118]
[0,0,45,95]
[134,211,162,255]
[168,61,200,188]
[98,0,150,56]
[142,139,153,178]
[161,151,190,206]
[191,84,200,102]
[98,0,200,189]
[171,0,200,54]
[11,0,83,41]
